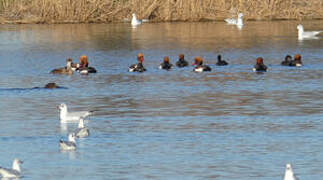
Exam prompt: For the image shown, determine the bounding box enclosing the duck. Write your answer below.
[159,56,173,70]
[253,57,267,72]
[74,117,90,138]
[193,57,212,72]
[283,164,298,180]
[59,133,77,151]
[281,55,292,66]
[225,13,243,26]
[128,53,147,72]
[76,55,97,74]
[0,158,23,178]
[297,24,322,40]
[50,58,74,75]
[176,54,189,67]
[216,55,229,66]
[58,103,93,123]
[289,54,303,67]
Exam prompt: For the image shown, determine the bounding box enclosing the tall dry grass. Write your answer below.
[0,0,322,23]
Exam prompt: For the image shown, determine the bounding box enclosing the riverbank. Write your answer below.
[0,0,323,24]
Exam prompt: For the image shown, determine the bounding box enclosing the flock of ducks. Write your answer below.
[0,12,319,179]
[128,53,303,73]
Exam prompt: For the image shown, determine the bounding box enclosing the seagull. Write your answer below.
[58,103,93,123]
[59,133,77,151]
[284,163,298,180]
[297,24,322,40]
[225,13,243,27]
[131,13,142,26]
[0,158,23,178]
[74,117,90,138]
[131,13,149,27]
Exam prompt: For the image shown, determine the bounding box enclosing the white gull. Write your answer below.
[58,103,92,123]
[284,163,298,180]
[74,117,90,138]
[59,133,77,151]
[0,158,23,178]
[297,24,322,40]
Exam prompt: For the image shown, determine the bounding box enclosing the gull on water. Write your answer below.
[131,13,148,27]
[225,13,243,27]
[0,158,23,178]
[58,103,93,123]
[297,24,322,40]
[74,117,90,138]
[284,163,298,180]
[59,133,77,151]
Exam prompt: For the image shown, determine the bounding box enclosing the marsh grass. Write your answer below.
[0,0,322,23]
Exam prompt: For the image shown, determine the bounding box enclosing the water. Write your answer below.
[0,21,322,179]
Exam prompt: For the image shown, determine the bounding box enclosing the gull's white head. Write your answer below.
[238,13,243,18]
[132,13,136,18]
[78,118,85,128]
[58,103,67,111]
[12,158,23,172]
[297,24,303,31]
[68,133,76,143]
[286,163,292,170]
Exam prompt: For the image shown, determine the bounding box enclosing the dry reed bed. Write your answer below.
[0,0,322,23]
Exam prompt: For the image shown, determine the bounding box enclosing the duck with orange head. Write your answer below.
[129,53,147,72]
[253,57,267,72]
[193,57,212,72]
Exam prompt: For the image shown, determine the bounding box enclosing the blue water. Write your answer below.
[0,21,323,179]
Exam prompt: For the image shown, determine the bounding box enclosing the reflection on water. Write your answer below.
[0,21,323,179]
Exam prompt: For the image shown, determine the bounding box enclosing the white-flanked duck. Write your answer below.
[289,54,303,67]
[129,53,147,72]
[0,158,23,178]
[281,55,292,66]
[58,103,93,123]
[176,54,189,67]
[74,117,90,138]
[216,55,229,66]
[51,58,74,75]
[193,57,212,72]
[59,133,77,151]
[297,24,322,40]
[159,56,173,70]
[77,55,97,74]
[283,163,298,180]
[253,57,267,72]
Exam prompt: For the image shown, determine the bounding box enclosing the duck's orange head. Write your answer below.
[193,57,203,65]
[163,56,170,63]
[137,53,144,63]
[179,54,185,60]
[294,54,301,61]
[80,55,89,67]
[256,57,264,65]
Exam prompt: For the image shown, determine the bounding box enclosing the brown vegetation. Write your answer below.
[0,0,323,24]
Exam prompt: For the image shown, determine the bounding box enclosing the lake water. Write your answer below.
[0,21,322,179]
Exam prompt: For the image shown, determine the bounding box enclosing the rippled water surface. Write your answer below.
[0,21,323,179]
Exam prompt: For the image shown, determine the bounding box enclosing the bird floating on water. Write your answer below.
[283,163,298,180]
[0,158,23,178]
[297,24,322,40]
[58,103,93,123]
[225,13,243,29]
[131,13,149,27]
[74,117,90,138]
[59,133,77,151]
